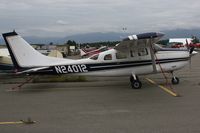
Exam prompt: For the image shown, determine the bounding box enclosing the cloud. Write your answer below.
[56,20,69,25]
[0,0,200,37]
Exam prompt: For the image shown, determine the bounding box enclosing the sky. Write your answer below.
[0,0,200,37]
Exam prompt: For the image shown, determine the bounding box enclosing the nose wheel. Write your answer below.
[171,71,180,85]
[171,77,179,85]
[130,75,142,89]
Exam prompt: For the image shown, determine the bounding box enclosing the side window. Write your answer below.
[130,50,134,57]
[116,52,127,59]
[90,54,99,60]
[104,54,112,60]
[138,48,148,56]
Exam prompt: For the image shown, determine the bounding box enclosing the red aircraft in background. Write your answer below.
[79,46,110,58]
[189,43,200,48]
[171,42,200,49]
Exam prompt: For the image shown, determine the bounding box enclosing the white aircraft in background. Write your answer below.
[2,31,197,89]
[0,47,63,72]
[158,38,193,48]
[169,38,192,45]
[0,48,13,71]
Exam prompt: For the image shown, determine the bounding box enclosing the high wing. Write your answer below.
[115,32,164,53]
[115,32,165,73]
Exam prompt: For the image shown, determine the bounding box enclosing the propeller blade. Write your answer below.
[186,39,189,50]
[189,46,195,54]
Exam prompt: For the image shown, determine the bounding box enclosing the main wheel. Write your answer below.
[131,80,142,89]
[171,77,179,85]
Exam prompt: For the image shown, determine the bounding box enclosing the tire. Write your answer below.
[171,77,179,85]
[131,80,142,89]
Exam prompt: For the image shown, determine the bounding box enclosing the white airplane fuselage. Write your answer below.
[52,48,190,77]
[2,31,192,77]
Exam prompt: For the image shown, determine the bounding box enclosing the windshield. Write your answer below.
[154,44,163,51]
[89,54,99,60]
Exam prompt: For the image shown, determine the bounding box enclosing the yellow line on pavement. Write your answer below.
[0,121,23,125]
[145,78,157,85]
[145,78,179,97]
[0,119,36,125]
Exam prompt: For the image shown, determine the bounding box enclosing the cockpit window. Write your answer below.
[138,48,148,56]
[154,44,162,51]
[99,47,108,52]
[90,54,99,60]
[130,50,135,57]
[104,54,112,60]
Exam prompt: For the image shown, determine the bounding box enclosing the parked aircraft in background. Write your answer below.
[158,38,192,48]
[80,46,110,58]
[169,38,193,45]
[158,38,200,49]
[2,31,197,89]
[0,48,63,73]
[189,43,200,49]
[0,48,13,71]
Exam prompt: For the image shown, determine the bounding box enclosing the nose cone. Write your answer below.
[191,51,198,56]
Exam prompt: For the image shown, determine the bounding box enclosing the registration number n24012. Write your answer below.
[54,65,88,74]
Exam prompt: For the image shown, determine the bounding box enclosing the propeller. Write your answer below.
[186,39,195,56]
[186,39,195,69]
[189,46,195,54]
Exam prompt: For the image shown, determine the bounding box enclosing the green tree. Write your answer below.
[192,36,200,44]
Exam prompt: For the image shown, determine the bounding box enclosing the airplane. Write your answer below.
[80,46,110,58]
[2,31,197,89]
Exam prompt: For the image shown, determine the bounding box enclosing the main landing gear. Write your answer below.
[130,72,180,89]
[130,75,142,89]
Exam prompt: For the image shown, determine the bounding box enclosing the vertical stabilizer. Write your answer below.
[2,31,71,68]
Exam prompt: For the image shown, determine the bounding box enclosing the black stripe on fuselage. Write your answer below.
[37,57,189,75]
[87,57,189,71]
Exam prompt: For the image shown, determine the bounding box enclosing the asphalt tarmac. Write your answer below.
[0,54,200,133]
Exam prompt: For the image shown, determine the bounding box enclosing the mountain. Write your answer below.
[162,29,200,39]
[65,32,125,43]
[0,29,200,45]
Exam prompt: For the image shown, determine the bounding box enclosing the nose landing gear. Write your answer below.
[171,71,180,85]
[171,76,179,85]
